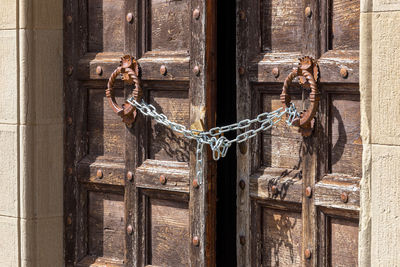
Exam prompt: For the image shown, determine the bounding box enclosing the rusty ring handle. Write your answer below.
[280,67,320,133]
[106,55,142,126]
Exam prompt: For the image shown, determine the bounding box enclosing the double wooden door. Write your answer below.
[64,0,360,266]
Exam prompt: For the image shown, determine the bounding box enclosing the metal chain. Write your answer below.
[127,97,299,184]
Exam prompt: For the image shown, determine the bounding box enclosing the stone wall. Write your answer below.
[0,0,63,266]
[360,0,400,266]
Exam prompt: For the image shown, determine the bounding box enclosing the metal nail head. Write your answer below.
[160,65,167,76]
[193,9,200,20]
[126,13,134,23]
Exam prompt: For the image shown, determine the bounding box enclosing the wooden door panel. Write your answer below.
[135,84,191,265]
[87,87,125,158]
[315,175,360,210]
[148,89,190,161]
[88,191,125,260]
[261,93,303,169]
[249,89,303,202]
[261,0,303,52]
[320,0,360,83]
[137,190,190,266]
[329,0,360,51]
[149,0,190,51]
[135,3,192,259]
[139,0,190,82]
[139,53,189,81]
[250,168,302,203]
[74,79,128,266]
[237,0,360,265]
[65,0,217,265]
[136,160,189,193]
[260,207,303,266]
[329,93,361,176]
[318,209,359,266]
[147,197,190,266]
[88,0,126,52]
[329,217,358,266]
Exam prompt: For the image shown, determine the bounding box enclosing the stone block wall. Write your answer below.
[360,0,400,266]
[0,0,63,266]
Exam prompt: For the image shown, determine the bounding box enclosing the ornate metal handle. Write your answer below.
[106,55,142,126]
[280,56,320,136]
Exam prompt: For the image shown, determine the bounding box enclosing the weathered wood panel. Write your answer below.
[88,191,125,260]
[330,0,360,50]
[135,159,189,193]
[238,0,361,265]
[88,88,125,158]
[262,94,303,168]
[250,167,302,203]
[330,93,361,177]
[330,218,358,266]
[261,208,302,266]
[65,0,214,265]
[78,157,126,186]
[315,174,360,211]
[149,198,190,266]
[261,0,303,52]
[149,0,190,51]
[139,53,190,81]
[78,53,124,81]
[316,52,359,84]
[88,0,125,52]
[148,90,190,162]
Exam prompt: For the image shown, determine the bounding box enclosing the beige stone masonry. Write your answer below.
[0,0,63,266]
[0,0,17,30]
[370,13,400,146]
[371,145,400,266]
[360,2,400,266]
[361,0,400,12]
[0,30,18,124]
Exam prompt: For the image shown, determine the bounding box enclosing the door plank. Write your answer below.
[249,168,302,203]
[189,0,218,266]
[135,160,189,193]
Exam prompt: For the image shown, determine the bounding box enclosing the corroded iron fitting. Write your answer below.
[106,55,142,127]
[280,57,320,137]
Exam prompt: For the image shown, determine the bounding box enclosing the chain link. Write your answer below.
[127,97,299,184]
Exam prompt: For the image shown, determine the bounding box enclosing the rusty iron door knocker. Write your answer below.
[280,56,320,136]
[106,55,143,126]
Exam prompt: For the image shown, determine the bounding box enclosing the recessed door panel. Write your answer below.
[148,89,190,162]
[148,197,189,266]
[330,217,358,266]
[150,0,190,51]
[261,208,302,266]
[261,0,303,52]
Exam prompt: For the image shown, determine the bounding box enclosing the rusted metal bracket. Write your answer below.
[106,55,143,127]
[280,56,320,137]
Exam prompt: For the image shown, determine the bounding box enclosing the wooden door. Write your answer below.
[237,0,360,266]
[64,0,216,266]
